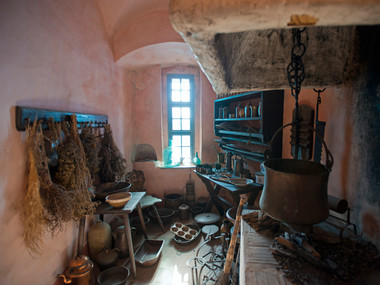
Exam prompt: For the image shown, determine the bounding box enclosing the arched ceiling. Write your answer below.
[95,0,196,68]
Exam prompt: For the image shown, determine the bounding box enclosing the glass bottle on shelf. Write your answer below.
[235,102,242,118]
[245,102,252,118]
[192,152,201,165]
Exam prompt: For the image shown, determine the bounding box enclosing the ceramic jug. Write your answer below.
[88,220,112,261]
[114,225,129,258]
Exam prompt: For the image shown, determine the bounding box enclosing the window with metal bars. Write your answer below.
[167,74,195,165]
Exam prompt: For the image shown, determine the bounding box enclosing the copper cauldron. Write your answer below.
[259,123,333,225]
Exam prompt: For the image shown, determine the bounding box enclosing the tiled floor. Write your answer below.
[122,216,224,285]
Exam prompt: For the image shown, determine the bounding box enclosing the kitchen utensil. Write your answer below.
[134,239,165,267]
[313,88,326,163]
[97,266,130,285]
[260,123,333,225]
[88,220,112,261]
[114,226,130,258]
[212,145,225,164]
[94,182,131,201]
[96,248,120,270]
[194,212,220,226]
[173,223,201,244]
[105,192,131,208]
[171,222,199,240]
[179,204,190,220]
[57,255,94,285]
[148,208,175,225]
[215,197,245,285]
[201,224,219,239]
[233,155,246,177]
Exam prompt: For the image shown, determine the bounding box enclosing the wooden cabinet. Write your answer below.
[214,90,284,162]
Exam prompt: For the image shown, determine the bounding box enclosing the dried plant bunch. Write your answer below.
[98,124,128,182]
[126,170,145,192]
[55,115,98,220]
[32,121,74,232]
[80,123,99,179]
[22,121,48,254]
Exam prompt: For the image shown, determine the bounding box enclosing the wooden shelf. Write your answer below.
[222,145,265,162]
[215,117,262,122]
[214,90,284,159]
[218,130,263,140]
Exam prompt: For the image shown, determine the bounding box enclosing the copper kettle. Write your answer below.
[57,255,94,285]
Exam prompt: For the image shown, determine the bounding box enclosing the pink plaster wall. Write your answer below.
[282,88,353,199]
[128,65,217,201]
[113,9,184,62]
[282,84,380,249]
[0,0,132,284]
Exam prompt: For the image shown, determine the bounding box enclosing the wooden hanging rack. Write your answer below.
[15,106,108,131]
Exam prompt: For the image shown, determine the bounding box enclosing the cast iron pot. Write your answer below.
[148,208,175,225]
[97,266,130,285]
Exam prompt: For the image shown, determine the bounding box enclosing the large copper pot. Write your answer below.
[259,123,333,225]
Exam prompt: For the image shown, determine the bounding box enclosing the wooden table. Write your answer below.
[240,209,292,285]
[194,171,262,216]
[95,191,147,277]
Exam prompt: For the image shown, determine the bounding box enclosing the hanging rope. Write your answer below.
[287,28,307,159]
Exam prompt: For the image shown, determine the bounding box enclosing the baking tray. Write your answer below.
[134,239,164,267]
[173,223,201,245]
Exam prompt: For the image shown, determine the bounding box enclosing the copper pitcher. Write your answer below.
[57,255,93,285]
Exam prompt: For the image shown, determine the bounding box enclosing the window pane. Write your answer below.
[172,119,181,130]
[172,90,180,102]
[172,136,181,148]
[182,135,190,146]
[181,79,190,90]
[182,119,190,130]
[172,78,180,90]
[172,146,181,164]
[182,107,190,119]
[181,90,190,102]
[182,146,191,159]
[172,107,181,118]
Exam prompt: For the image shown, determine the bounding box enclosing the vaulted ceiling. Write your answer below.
[95,0,197,68]
[95,0,380,93]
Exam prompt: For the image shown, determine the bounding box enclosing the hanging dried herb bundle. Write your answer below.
[22,120,74,253]
[22,121,48,254]
[32,122,74,232]
[55,115,99,220]
[98,124,128,182]
[126,170,145,192]
[80,124,99,179]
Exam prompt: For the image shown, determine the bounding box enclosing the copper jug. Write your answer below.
[57,255,94,285]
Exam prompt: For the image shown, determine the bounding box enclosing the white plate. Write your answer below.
[210,175,253,187]
[228,178,253,187]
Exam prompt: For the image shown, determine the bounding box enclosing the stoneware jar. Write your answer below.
[88,220,112,261]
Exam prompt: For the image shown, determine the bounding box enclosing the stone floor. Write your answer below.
[116,216,227,285]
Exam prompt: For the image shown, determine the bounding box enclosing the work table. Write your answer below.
[240,209,291,285]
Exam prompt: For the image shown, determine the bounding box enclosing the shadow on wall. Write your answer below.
[350,26,380,248]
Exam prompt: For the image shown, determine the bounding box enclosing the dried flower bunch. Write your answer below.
[54,115,99,220]
[22,120,74,254]
[80,123,99,179]
[22,115,129,254]
[98,124,128,182]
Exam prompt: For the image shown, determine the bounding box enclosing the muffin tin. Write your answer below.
[170,222,199,241]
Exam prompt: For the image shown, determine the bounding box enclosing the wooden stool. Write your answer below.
[139,195,165,233]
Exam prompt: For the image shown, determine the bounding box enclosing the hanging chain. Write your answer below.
[287,28,306,100]
[313,88,326,121]
[287,28,307,159]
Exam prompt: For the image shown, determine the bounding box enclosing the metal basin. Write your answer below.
[260,158,330,225]
[97,266,130,285]
[135,239,164,267]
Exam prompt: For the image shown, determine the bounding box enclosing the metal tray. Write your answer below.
[93,182,131,200]
[134,239,164,267]
[173,223,201,245]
